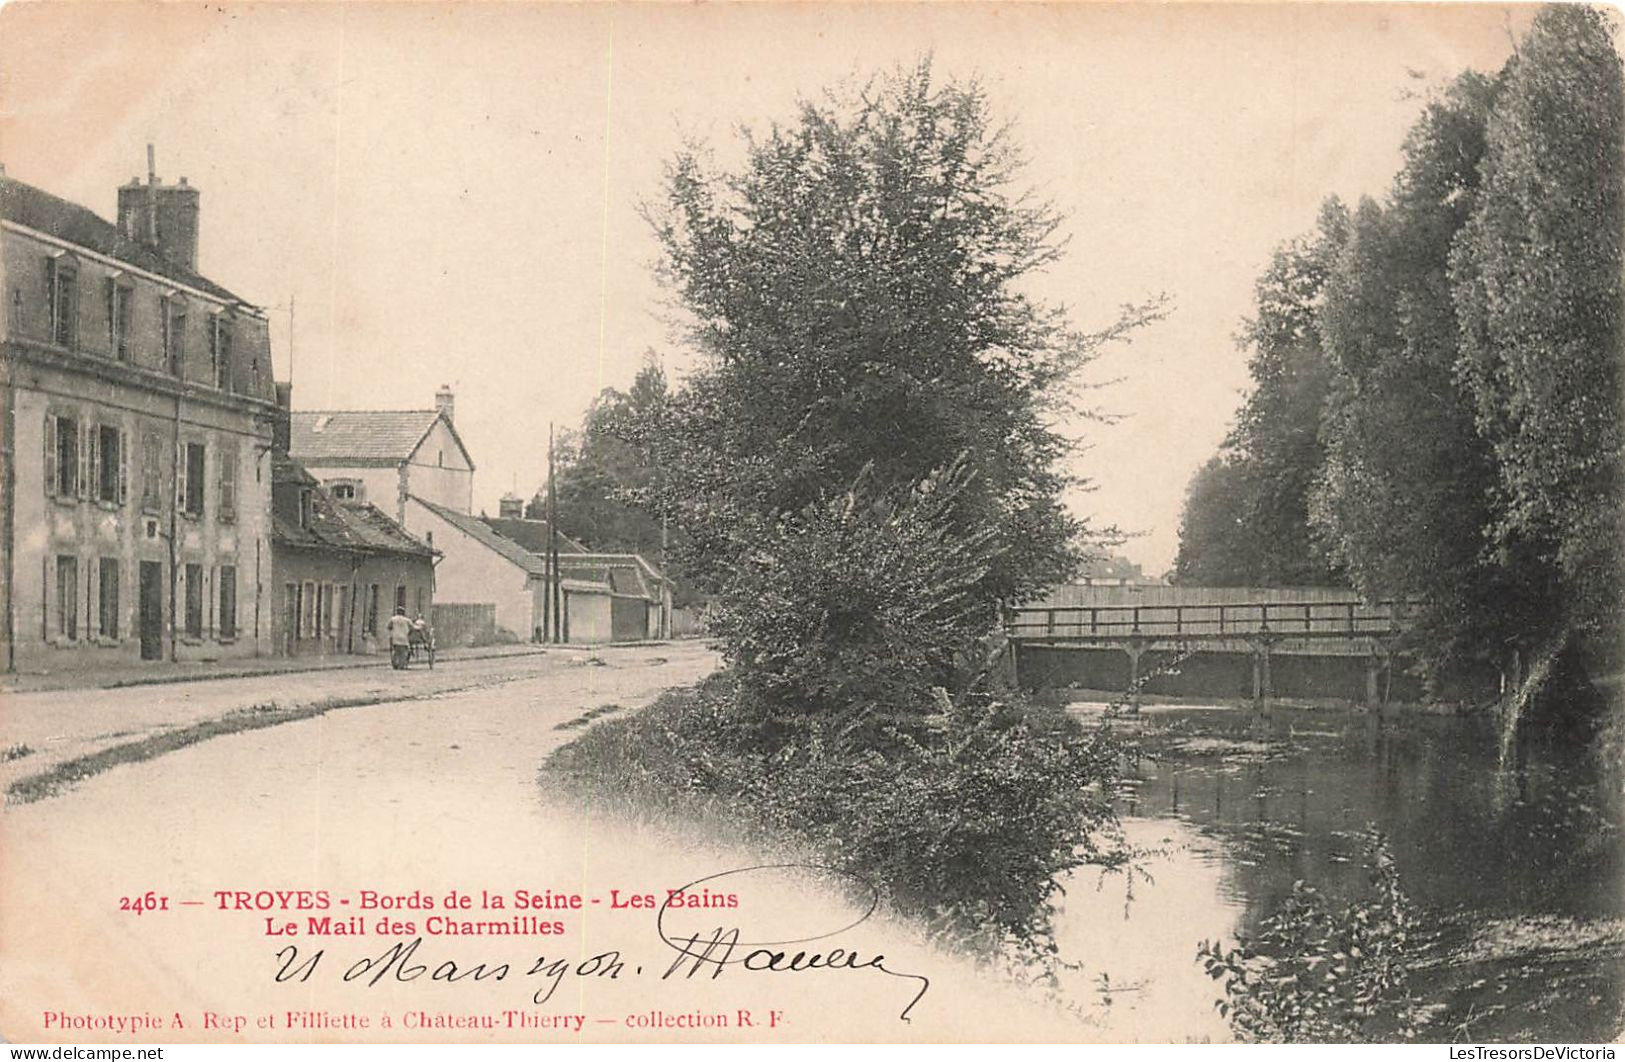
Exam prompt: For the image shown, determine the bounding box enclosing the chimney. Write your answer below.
[273,382,293,454]
[498,493,524,519]
[115,145,200,271]
[434,385,455,425]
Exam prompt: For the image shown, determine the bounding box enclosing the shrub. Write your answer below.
[1197,831,1431,1042]
[550,674,1125,951]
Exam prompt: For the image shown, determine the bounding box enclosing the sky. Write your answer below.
[0,2,1533,574]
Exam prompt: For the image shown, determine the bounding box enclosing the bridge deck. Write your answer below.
[1008,599,1411,644]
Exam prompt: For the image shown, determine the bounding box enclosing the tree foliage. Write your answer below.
[1173,203,1348,587]
[541,362,670,558]
[1177,6,1623,704]
[647,61,1160,704]
[1449,4,1624,669]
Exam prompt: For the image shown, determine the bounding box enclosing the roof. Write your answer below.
[0,174,249,305]
[410,495,609,591]
[558,553,666,600]
[479,516,589,555]
[273,457,435,558]
[289,410,445,463]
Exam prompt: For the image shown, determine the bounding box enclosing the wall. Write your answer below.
[301,465,403,521]
[404,418,473,514]
[404,496,535,639]
[270,545,433,656]
[7,349,274,670]
[2,223,274,403]
[562,587,612,644]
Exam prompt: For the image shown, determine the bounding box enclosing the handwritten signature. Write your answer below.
[272,864,931,1022]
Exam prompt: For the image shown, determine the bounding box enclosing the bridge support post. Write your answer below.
[1125,644,1142,713]
[1251,640,1273,710]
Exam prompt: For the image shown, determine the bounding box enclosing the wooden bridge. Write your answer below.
[1006,586,1417,706]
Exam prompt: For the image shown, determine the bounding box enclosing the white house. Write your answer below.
[288,387,473,526]
[405,495,617,643]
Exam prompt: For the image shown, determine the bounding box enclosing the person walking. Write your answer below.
[386,605,413,669]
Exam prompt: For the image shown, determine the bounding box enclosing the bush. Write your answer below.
[550,672,1125,950]
[1197,831,1431,1042]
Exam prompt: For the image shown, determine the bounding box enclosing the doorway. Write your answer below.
[138,561,163,661]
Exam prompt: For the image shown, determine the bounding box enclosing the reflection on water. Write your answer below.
[1056,702,1624,1042]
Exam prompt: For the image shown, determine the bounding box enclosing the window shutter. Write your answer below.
[105,279,115,352]
[45,256,56,338]
[177,440,188,512]
[88,427,100,502]
[43,414,56,498]
[77,423,91,500]
[118,429,129,506]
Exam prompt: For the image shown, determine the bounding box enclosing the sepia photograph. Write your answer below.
[0,0,1620,1049]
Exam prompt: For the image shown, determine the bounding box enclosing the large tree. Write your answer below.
[539,362,670,558]
[1173,201,1348,587]
[645,63,1158,712]
[1309,73,1541,688]
[1450,4,1623,679]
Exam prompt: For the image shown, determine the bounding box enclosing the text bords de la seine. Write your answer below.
[214,888,738,939]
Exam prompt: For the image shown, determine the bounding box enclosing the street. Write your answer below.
[0,645,1122,1044]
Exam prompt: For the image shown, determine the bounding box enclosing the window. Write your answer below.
[182,442,205,518]
[415,587,425,616]
[43,412,81,498]
[162,296,186,376]
[365,584,380,635]
[106,279,133,361]
[141,431,163,512]
[336,585,350,643]
[184,563,203,638]
[327,584,340,638]
[210,314,233,391]
[331,483,356,501]
[95,424,126,505]
[56,555,78,640]
[298,489,314,529]
[301,581,317,640]
[47,256,78,348]
[218,442,237,522]
[98,558,120,639]
[218,565,237,640]
[395,584,408,613]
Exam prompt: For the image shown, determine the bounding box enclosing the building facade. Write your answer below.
[407,495,620,643]
[287,389,474,526]
[1,165,277,671]
[270,452,436,657]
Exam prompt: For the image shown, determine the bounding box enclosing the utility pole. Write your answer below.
[547,423,562,643]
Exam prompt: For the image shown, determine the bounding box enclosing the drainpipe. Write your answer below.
[2,365,14,673]
[169,388,181,662]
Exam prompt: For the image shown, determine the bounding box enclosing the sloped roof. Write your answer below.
[273,457,434,557]
[0,174,248,305]
[412,496,611,591]
[335,501,436,557]
[289,410,443,463]
[479,516,589,555]
[558,553,665,600]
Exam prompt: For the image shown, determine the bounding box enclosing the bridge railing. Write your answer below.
[1007,599,1412,641]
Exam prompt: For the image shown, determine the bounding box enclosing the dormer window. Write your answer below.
[46,254,78,348]
[106,275,133,362]
[299,488,315,529]
[210,311,234,391]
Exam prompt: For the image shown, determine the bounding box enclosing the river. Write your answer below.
[1051,701,1624,1042]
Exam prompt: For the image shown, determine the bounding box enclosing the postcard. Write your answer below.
[1,0,1619,1047]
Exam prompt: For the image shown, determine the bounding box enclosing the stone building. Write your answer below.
[0,159,276,671]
